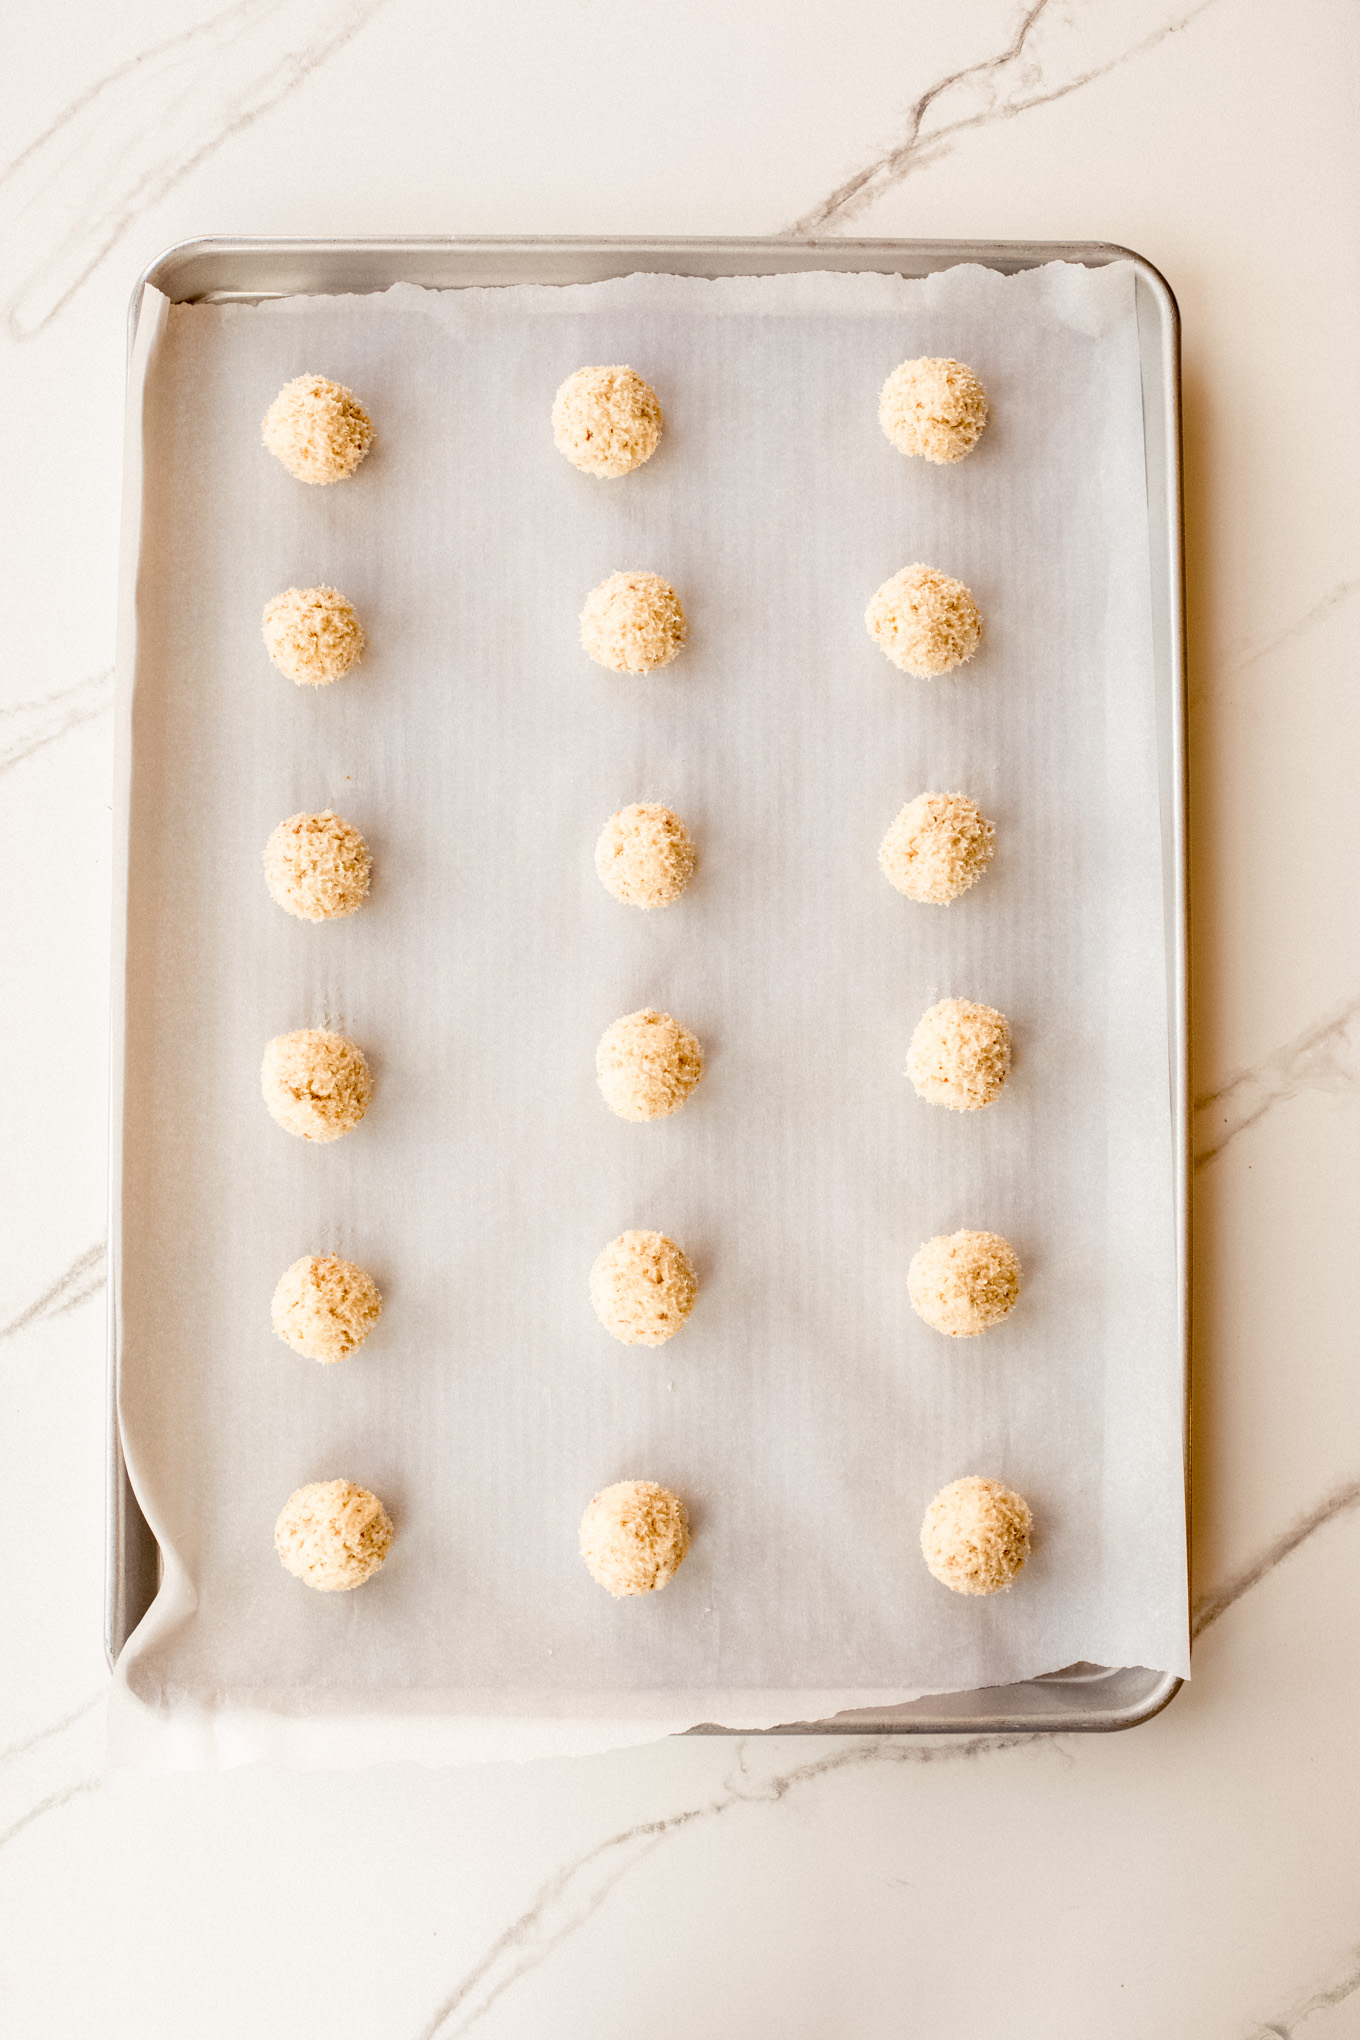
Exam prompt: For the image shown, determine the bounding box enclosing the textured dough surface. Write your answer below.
[261,374,373,484]
[909,1229,1022,1337]
[579,1479,690,1596]
[879,356,989,463]
[263,809,371,922]
[879,792,995,905]
[261,586,365,685]
[552,365,663,477]
[596,1008,704,1121]
[261,1028,372,1142]
[274,1479,393,1590]
[590,1230,697,1346]
[907,998,1012,1110]
[920,1476,1032,1595]
[580,571,687,673]
[866,563,982,676]
[594,803,696,907]
[271,1254,382,1363]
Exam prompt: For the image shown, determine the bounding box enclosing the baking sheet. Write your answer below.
[110,261,1186,1767]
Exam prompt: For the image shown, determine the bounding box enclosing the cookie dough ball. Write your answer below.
[580,571,687,674]
[261,586,365,686]
[909,1230,1022,1338]
[553,365,663,477]
[263,809,371,922]
[271,1254,382,1363]
[866,564,982,677]
[879,793,995,905]
[595,803,696,908]
[579,1479,690,1596]
[596,1008,704,1122]
[908,999,1011,1111]
[261,1028,372,1142]
[262,374,373,484]
[274,1479,393,1591]
[591,1230,697,1347]
[920,1476,1032,1595]
[879,357,989,464]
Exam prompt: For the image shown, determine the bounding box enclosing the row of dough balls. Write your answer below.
[275,1469,1030,1599]
[593,1222,1027,1345]
[552,358,989,475]
[257,803,699,922]
[259,563,982,687]
[258,790,997,928]
[259,991,1011,1146]
[260,355,987,492]
[256,1010,705,1139]
[270,1212,1020,1380]
[266,1233,696,1366]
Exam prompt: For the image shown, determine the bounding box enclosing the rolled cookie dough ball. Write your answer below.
[590,1230,697,1347]
[879,793,995,905]
[272,1254,382,1363]
[920,1476,1032,1595]
[263,809,371,922]
[866,564,981,676]
[262,1028,372,1142]
[595,803,696,908]
[262,374,373,484]
[275,1478,393,1591]
[907,998,1011,1111]
[879,357,989,464]
[579,1479,690,1596]
[596,1008,704,1121]
[909,1229,1022,1338]
[262,586,365,686]
[580,571,686,674]
[553,365,663,477]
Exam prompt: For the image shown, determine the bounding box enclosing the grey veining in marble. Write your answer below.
[0,670,112,775]
[1250,1948,1360,2040]
[413,1734,1052,2038]
[1224,576,1357,681]
[0,0,391,339]
[1193,995,1360,1170]
[0,1240,106,1343]
[0,1692,105,1860]
[1191,1475,1360,1639]
[790,0,1223,233]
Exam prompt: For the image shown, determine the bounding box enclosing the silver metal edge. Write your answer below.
[108,236,1189,1735]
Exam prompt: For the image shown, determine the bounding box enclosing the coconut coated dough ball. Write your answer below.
[596,1008,704,1121]
[907,998,1011,1111]
[866,564,981,676]
[579,1479,690,1596]
[553,365,663,477]
[263,809,371,922]
[261,1028,372,1142]
[591,1230,697,1347]
[879,793,995,905]
[879,357,989,464]
[580,570,687,674]
[262,374,373,484]
[275,1478,393,1591]
[595,803,696,908]
[909,1230,1022,1338]
[920,1476,1032,1595]
[261,586,365,686]
[272,1254,382,1363]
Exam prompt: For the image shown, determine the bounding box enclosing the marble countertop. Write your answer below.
[3,0,1357,2032]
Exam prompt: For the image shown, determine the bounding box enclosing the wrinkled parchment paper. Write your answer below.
[110,262,1186,1768]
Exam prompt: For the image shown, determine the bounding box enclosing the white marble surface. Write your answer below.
[1,0,1357,2031]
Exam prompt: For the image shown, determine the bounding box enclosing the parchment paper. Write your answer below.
[110,262,1186,1768]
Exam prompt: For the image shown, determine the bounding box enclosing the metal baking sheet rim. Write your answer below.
[108,235,1189,1738]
